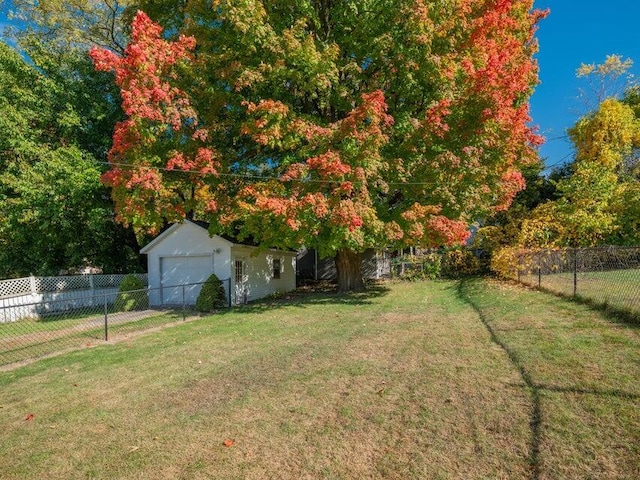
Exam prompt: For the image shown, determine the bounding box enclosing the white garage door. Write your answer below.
[160,255,213,305]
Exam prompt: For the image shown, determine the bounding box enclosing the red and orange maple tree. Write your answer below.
[92,1,546,291]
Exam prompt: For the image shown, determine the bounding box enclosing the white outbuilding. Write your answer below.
[140,220,297,307]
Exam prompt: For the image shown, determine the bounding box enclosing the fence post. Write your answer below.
[227,278,231,307]
[573,248,578,298]
[182,284,186,321]
[537,252,542,288]
[29,275,37,304]
[104,292,109,341]
[517,254,522,283]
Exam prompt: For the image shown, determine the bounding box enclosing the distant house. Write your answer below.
[296,248,391,282]
[140,220,297,306]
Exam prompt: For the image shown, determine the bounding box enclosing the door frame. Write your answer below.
[233,257,248,305]
[159,254,214,305]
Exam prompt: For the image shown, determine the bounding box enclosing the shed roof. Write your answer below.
[140,219,294,254]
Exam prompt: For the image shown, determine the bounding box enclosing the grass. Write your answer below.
[0,310,189,366]
[0,279,638,479]
[0,290,153,341]
[0,310,103,340]
[458,279,640,479]
[519,268,640,319]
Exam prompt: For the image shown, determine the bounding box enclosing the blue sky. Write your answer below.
[1,1,639,172]
[532,0,640,171]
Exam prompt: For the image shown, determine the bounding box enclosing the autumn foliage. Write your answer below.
[92,3,546,290]
[90,12,218,233]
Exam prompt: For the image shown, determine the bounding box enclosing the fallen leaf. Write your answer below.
[222,439,235,447]
[128,446,140,453]
[25,413,35,421]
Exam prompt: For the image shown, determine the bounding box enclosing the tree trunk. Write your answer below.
[334,248,365,292]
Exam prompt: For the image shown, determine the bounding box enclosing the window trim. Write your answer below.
[272,258,281,279]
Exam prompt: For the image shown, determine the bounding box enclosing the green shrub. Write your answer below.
[115,274,148,312]
[394,249,484,280]
[196,273,227,312]
[422,253,442,279]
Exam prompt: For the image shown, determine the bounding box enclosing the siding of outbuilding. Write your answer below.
[143,222,231,306]
[142,221,296,306]
[230,245,297,304]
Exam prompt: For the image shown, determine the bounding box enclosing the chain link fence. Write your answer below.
[391,249,488,280]
[0,280,231,368]
[514,247,640,320]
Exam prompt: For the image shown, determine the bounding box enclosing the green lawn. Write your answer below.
[519,268,640,319]
[0,310,189,366]
[0,279,638,479]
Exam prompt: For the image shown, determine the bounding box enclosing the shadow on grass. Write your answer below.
[456,279,542,480]
[217,282,392,316]
[521,283,640,329]
[458,277,640,480]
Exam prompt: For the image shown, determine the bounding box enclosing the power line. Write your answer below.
[543,151,574,171]
[544,135,570,142]
[94,159,493,188]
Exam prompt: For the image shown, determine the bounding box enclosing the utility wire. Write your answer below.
[544,151,574,170]
[94,159,487,187]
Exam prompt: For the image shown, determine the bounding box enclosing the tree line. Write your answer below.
[0,2,636,288]
[0,2,143,277]
[476,55,640,273]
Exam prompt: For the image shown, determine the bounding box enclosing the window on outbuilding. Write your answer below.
[273,258,281,279]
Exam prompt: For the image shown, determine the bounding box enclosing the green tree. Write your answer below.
[0,41,142,277]
[520,98,640,247]
[93,2,547,291]
[473,162,563,253]
[17,35,126,159]
[0,148,140,276]
[5,0,132,53]
[621,85,640,180]
[488,56,640,260]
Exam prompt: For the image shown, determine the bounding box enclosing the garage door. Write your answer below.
[160,255,213,305]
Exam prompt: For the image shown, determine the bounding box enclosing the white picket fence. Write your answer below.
[0,274,148,323]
